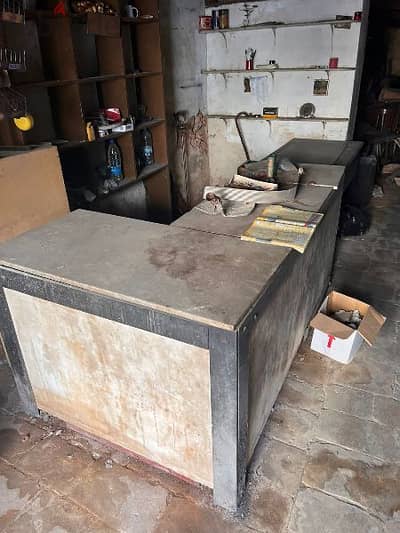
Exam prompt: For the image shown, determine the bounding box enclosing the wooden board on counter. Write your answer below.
[0,147,69,243]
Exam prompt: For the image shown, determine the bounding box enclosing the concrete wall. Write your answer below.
[159,0,210,210]
[204,0,368,184]
[160,0,368,198]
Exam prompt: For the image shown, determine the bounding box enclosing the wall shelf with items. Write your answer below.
[199,18,361,34]
[202,67,356,75]
[0,0,171,222]
[208,114,350,122]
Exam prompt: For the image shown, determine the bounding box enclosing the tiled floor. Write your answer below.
[0,182,399,532]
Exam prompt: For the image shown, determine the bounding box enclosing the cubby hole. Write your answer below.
[48,85,85,141]
[72,24,99,78]
[96,35,125,76]
[39,18,77,81]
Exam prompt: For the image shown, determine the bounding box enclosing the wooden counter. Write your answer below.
[0,163,345,510]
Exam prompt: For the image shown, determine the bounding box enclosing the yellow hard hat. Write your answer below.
[13,114,34,131]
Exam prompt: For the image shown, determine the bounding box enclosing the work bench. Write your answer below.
[0,163,344,510]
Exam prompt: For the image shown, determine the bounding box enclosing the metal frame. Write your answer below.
[0,265,249,511]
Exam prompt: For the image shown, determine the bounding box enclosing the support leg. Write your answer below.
[209,328,248,510]
[0,288,38,416]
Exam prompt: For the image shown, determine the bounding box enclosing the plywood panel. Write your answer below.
[247,189,342,460]
[0,147,69,243]
[0,210,289,330]
[5,289,213,487]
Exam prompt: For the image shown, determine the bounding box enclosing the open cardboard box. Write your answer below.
[310,291,386,364]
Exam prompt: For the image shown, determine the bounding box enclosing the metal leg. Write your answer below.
[209,328,249,510]
[0,288,38,416]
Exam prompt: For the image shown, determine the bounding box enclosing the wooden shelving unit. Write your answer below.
[0,0,171,222]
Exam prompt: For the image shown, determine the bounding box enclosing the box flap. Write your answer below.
[358,306,386,345]
[310,313,355,340]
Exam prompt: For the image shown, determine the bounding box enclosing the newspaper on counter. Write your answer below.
[241,205,324,253]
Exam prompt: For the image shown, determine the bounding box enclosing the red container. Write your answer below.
[199,16,212,30]
[329,57,339,69]
[246,59,254,71]
[354,11,362,21]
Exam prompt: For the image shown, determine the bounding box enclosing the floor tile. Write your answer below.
[289,347,334,386]
[0,461,40,530]
[372,396,400,427]
[288,488,383,533]
[16,436,95,493]
[4,490,112,532]
[303,443,400,521]
[245,482,293,533]
[66,459,168,532]
[154,497,250,533]
[266,405,317,451]
[330,352,396,398]
[0,415,46,464]
[324,385,374,419]
[250,438,307,497]
[0,365,23,416]
[276,378,324,415]
[317,410,400,463]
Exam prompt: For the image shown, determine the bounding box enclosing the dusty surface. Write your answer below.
[0,184,399,532]
[5,290,213,488]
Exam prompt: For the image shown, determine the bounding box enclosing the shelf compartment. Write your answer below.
[39,17,78,81]
[144,166,172,223]
[96,35,125,76]
[100,78,129,116]
[18,87,56,144]
[134,19,162,72]
[48,84,86,141]
[199,19,361,33]
[148,121,167,164]
[5,20,45,85]
[72,23,99,78]
[136,75,166,119]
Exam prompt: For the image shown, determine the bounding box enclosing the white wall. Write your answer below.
[204,0,368,185]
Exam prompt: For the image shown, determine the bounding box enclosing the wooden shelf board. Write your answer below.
[202,67,355,75]
[121,16,159,24]
[102,162,168,196]
[137,162,168,181]
[199,18,361,33]
[15,71,162,89]
[208,114,349,122]
[27,11,159,24]
[58,118,165,150]
[135,118,165,131]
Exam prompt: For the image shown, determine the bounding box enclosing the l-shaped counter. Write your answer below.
[0,163,345,510]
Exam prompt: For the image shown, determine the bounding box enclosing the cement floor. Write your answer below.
[0,183,399,532]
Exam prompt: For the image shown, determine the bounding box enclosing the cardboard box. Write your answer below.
[310,291,386,364]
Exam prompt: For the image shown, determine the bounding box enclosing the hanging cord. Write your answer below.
[175,111,191,210]
[235,111,251,161]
